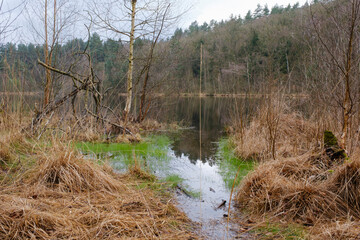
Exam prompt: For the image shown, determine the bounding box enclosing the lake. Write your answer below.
[79,96,260,239]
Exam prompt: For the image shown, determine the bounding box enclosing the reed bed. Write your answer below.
[235,141,360,238]
[232,95,360,238]
[232,106,318,160]
[0,138,198,239]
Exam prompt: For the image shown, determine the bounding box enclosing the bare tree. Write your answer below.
[136,3,171,122]
[0,0,26,43]
[310,0,360,149]
[90,0,183,121]
[25,0,79,108]
[43,0,54,106]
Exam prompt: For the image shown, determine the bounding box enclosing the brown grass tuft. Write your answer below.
[235,152,356,224]
[0,142,12,167]
[326,159,360,217]
[0,132,32,176]
[311,221,360,240]
[26,143,124,193]
[0,142,198,239]
[128,162,156,182]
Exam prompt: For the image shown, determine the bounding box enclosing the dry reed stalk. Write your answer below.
[232,101,318,160]
[0,140,199,239]
[235,151,357,225]
[311,221,360,240]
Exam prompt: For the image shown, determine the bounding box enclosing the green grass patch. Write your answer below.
[216,138,256,189]
[162,174,184,188]
[75,135,172,173]
[255,222,308,240]
[184,189,201,199]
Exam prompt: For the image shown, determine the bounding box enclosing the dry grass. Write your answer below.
[232,110,318,160]
[231,96,360,237]
[311,221,360,239]
[236,148,360,234]
[0,139,199,239]
[26,143,124,193]
[326,159,360,217]
[33,115,180,144]
[0,131,32,177]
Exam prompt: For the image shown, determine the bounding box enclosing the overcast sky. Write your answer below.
[2,0,310,43]
[181,0,309,27]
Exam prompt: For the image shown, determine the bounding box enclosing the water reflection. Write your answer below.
[79,96,260,240]
[152,97,254,165]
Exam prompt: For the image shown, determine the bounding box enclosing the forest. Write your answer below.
[1,0,360,239]
[1,2,319,95]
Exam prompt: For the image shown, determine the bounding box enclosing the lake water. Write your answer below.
[7,93,307,238]
[79,97,257,239]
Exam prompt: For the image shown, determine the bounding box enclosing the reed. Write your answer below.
[0,125,198,239]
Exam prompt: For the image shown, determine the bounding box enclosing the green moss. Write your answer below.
[324,130,338,147]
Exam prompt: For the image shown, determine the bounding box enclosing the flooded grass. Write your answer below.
[76,135,172,173]
[76,135,255,194]
[76,133,255,239]
[216,138,256,189]
[163,174,184,188]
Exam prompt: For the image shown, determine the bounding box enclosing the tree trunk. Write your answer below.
[43,0,51,107]
[43,0,56,108]
[124,0,136,120]
[341,87,351,149]
[340,0,357,149]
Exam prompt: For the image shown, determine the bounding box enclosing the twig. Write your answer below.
[85,108,133,136]
[37,111,54,140]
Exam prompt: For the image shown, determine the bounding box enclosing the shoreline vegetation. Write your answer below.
[2,0,360,238]
[228,96,360,239]
[0,125,200,239]
[0,91,309,99]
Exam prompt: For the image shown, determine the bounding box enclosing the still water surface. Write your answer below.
[121,97,255,239]
[78,97,256,239]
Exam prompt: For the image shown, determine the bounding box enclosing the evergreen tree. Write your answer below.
[263,4,270,16]
[245,10,253,22]
[89,33,104,63]
[254,4,263,19]
[271,4,284,15]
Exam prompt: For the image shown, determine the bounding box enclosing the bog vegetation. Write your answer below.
[1,0,360,239]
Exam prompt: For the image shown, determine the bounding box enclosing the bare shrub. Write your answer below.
[232,99,318,160]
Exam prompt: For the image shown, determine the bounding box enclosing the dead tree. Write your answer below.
[29,48,132,136]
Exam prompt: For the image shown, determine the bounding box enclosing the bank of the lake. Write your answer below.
[0,132,200,239]
[77,133,256,239]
